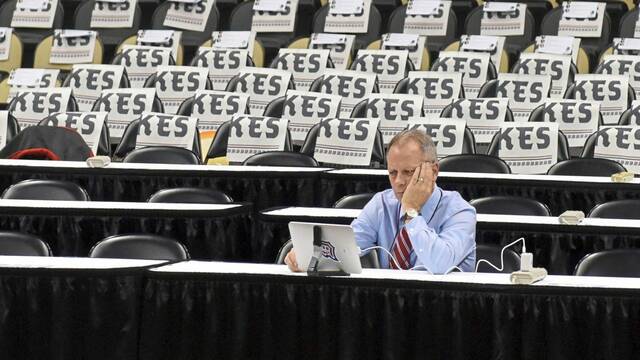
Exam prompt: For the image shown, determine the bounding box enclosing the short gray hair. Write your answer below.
[388,129,437,161]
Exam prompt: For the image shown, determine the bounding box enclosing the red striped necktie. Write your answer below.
[390,226,412,269]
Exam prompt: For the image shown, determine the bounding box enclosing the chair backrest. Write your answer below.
[487,127,571,162]
[123,146,201,165]
[33,35,104,71]
[275,239,380,268]
[475,244,520,273]
[114,34,184,66]
[0,231,51,256]
[0,32,22,74]
[465,5,536,56]
[333,193,375,209]
[546,158,626,176]
[0,0,64,45]
[73,0,142,47]
[311,4,383,49]
[148,187,233,203]
[588,199,640,219]
[242,151,319,167]
[1,112,21,146]
[39,113,111,156]
[618,107,640,126]
[113,118,201,160]
[563,82,635,124]
[574,249,640,277]
[470,196,551,216]
[618,8,639,38]
[2,179,90,201]
[387,4,457,54]
[228,1,301,52]
[438,154,511,174]
[151,1,220,47]
[89,234,190,260]
[200,37,265,68]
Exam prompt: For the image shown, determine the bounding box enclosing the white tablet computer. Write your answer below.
[288,221,362,274]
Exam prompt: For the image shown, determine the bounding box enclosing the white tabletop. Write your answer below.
[151,261,640,290]
[0,255,166,269]
[0,199,243,211]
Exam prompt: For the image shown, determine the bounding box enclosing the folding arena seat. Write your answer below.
[309,69,379,118]
[269,48,334,91]
[115,30,185,65]
[73,0,142,59]
[364,33,431,71]
[8,87,78,129]
[0,112,21,147]
[0,29,23,75]
[32,32,104,71]
[200,32,265,68]
[617,7,639,39]
[226,67,294,115]
[587,200,640,220]
[617,105,640,125]
[0,231,52,256]
[438,153,512,174]
[144,66,212,114]
[475,244,521,273]
[546,158,626,176]
[407,118,477,158]
[394,71,463,118]
[112,44,177,87]
[575,249,640,277]
[148,187,234,203]
[470,195,552,216]
[242,151,319,166]
[62,64,130,112]
[511,52,577,99]
[0,0,65,47]
[580,127,640,172]
[39,112,111,156]
[311,2,383,50]
[2,179,90,201]
[350,49,414,93]
[333,192,374,209]
[563,74,635,125]
[123,146,201,164]
[441,37,510,73]
[478,75,551,122]
[89,234,190,260]
[190,47,256,91]
[431,50,497,99]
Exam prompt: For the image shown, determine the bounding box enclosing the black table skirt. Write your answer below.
[139,271,640,360]
[0,267,151,360]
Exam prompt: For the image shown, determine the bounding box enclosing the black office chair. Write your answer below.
[148,188,233,203]
[1,179,90,201]
[547,158,626,176]
[0,0,65,46]
[39,113,111,157]
[588,199,640,219]
[311,4,383,50]
[73,0,142,51]
[151,1,220,48]
[123,146,201,165]
[275,239,380,268]
[387,4,457,56]
[475,244,520,273]
[470,196,551,216]
[89,234,190,260]
[333,193,375,209]
[439,154,511,174]
[242,151,319,167]
[574,249,640,277]
[0,231,52,256]
[113,118,202,160]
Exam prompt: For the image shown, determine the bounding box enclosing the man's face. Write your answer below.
[387,140,437,201]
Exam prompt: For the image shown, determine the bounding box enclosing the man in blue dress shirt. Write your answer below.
[286,129,476,273]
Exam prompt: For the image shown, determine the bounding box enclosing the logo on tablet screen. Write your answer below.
[321,241,338,261]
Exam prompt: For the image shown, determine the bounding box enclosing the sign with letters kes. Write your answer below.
[0,111,9,149]
[0,28,13,61]
[540,99,599,147]
[406,71,462,116]
[234,67,292,115]
[90,0,137,28]
[191,47,248,90]
[443,98,509,143]
[11,0,58,28]
[324,0,371,34]
[314,117,380,166]
[356,93,423,143]
[119,45,173,87]
[571,74,628,125]
[381,33,427,71]
[11,88,72,129]
[316,69,377,118]
[431,51,490,99]
[599,55,640,99]
[41,112,107,154]
[495,73,551,122]
[49,30,97,64]
[460,35,505,73]
[271,48,330,91]
[612,38,640,56]
[7,68,59,102]
[227,115,289,163]
[534,35,581,64]
[154,65,209,114]
[136,30,181,63]
[164,0,214,32]
[251,0,298,33]
[135,112,198,149]
[480,2,526,36]
[558,2,605,38]
[403,0,451,36]
[408,117,466,159]
[309,33,355,70]
[211,31,256,58]
[351,49,409,93]
[191,90,250,131]
[94,88,156,138]
[593,126,640,172]
[282,90,341,143]
[515,53,572,98]
[496,122,559,174]
[66,64,125,111]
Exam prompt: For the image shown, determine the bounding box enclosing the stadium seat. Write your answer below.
[475,244,520,273]
[520,43,590,74]
[0,0,64,47]
[143,69,213,114]
[39,112,111,156]
[618,7,639,39]
[546,158,626,176]
[8,89,79,129]
[2,179,90,201]
[32,34,104,71]
[115,34,184,65]
[0,112,21,146]
[470,196,551,216]
[89,233,190,260]
[311,4,383,50]
[148,187,233,203]
[333,193,375,209]
[151,1,220,48]
[441,40,510,73]
[0,231,52,256]
[114,118,202,160]
[438,154,511,174]
[574,249,640,277]
[588,199,640,219]
[242,151,319,167]
[511,55,577,97]
[0,31,22,75]
[487,128,571,163]
[0,125,93,160]
[199,38,265,68]
[617,107,640,126]
[123,146,201,165]
[288,36,354,69]
[365,37,431,71]
[92,91,165,113]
